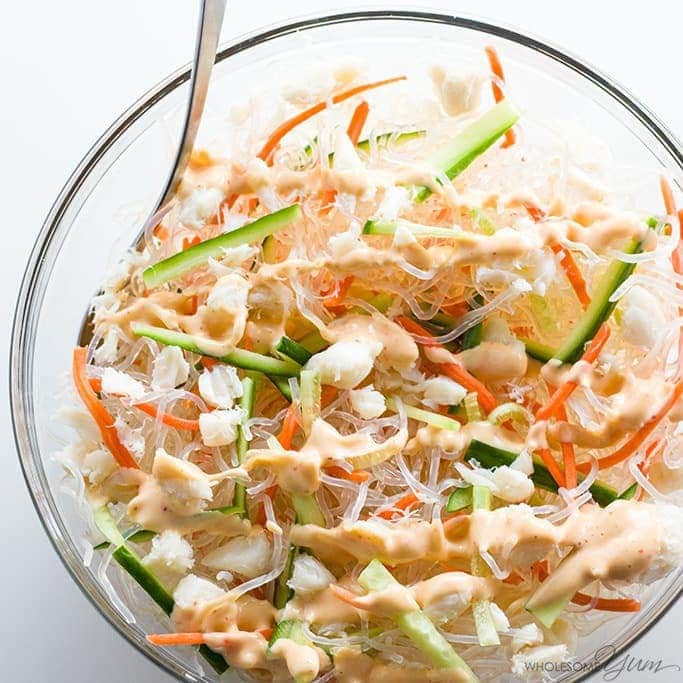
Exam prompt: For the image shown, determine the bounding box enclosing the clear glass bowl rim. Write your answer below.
[10,8,682,682]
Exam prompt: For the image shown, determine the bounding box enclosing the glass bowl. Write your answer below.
[10,9,682,682]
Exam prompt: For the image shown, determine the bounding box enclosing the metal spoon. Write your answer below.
[78,0,226,346]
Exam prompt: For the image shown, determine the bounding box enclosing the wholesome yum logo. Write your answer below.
[595,645,681,681]
[521,645,680,679]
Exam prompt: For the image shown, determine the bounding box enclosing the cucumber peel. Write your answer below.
[274,336,313,365]
[233,373,257,515]
[415,100,519,202]
[553,236,643,363]
[143,204,301,288]
[93,505,228,674]
[465,439,632,507]
[132,324,301,377]
[446,486,472,513]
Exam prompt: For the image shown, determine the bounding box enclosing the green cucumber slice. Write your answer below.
[143,204,300,288]
[415,100,519,202]
[132,324,301,377]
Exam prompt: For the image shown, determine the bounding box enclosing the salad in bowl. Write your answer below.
[56,43,683,682]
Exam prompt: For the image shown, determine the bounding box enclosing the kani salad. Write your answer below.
[58,46,683,682]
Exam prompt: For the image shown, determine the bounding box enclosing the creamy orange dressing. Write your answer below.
[270,639,331,681]
[293,501,666,599]
[458,340,527,383]
[325,314,419,370]
[334,648,471,683]
[284,584,365,626]
[245,418,408,493]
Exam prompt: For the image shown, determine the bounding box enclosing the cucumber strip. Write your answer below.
[274,336,313,365]
[619,482,638,500]
[292,493,326,527]
[94,528,156,551]
[356,129,427,154]
[470,486,501,647]
[268,619,303,648]
[299,369,321,438]
[461,295,485,350]
[262,234,278,264]
[143,204,301,288]
[233,374,257,515]
[93,506,228,674]
[358,560,477,679]
[465,439,632,507]
[552,236,643,363]
[488,402,529,426]
[269,375,293,401]
[520,337,556,363]
[415,100,520,203]
[386,397,460,431]
[363,218,470,239]
[297,330,329,354]
[132,324,301,377]
[446,486,472,513]
[304,130,427,162]
[463,393,482,422]
[208,504,243,515]
[274,545,298,609]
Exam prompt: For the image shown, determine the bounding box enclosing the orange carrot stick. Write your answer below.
[148,633,207,646]
[257,76,405,163]
[535,323,611,421]
[396,316,498,413]
[377,492,419,519]
[73,348,139,469]
[324,465,370,483]
[88,377,200,432]
[323,275,355,308]
[534,564,640,612]
[537,447,566,488]
[551,244,591,309]
[346,100,370,146]
[484,46,515,148]
[553,394,577,489]
[578,381,683,472]
[660,176,676,216]
[522,202,590,308]
[277,402,301,449]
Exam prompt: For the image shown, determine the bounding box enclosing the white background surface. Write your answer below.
[0,1,681,681]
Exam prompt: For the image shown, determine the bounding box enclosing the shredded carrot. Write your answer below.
[577,380,683,472]
[537,447,566,488]
[551,244,591,309]
[148,627,273,647]
[396,316,498,413]
[346,100,370,146]
[534,563,640,612]
[72,348,138,469]
[88,377,200,432]
[257,76,406,163]
[153,223,169,241]
[484,46,515,148]
[377,492,419,519]
[201,356,218,370]
[522,202,590,308]
[323,275,355,308]
[660,176,676,216]
[148,633,207,646]
[535,323,611,421]
[441,301,470,318]
[324,465,370,483]
[551,389,577,489]
[182,234,202,250]
[277,402,301,449]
